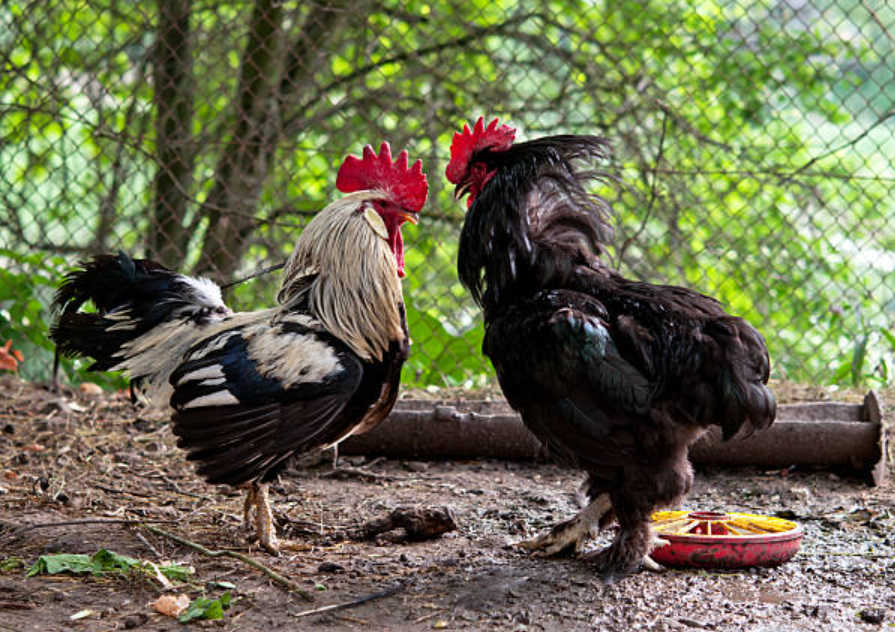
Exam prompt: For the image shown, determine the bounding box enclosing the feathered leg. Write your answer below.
[518,493,611,555]
[584,514,670,578]
[585,455,691,578]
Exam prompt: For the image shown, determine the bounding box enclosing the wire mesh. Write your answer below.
[0,0,893,388]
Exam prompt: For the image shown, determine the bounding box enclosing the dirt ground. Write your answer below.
[1,374,893,632]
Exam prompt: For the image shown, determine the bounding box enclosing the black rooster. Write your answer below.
[447,117,775,577]
[52,143,428,552]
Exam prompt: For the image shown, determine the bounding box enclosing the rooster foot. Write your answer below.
[582,543,638,582]
[517,519,592,557]
[517,494,610,557]
[584,534,669,579]
[642,536,670,573]
[242,485,258,532]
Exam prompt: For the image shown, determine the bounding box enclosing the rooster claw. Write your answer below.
[642,554,666,573]
[516,534,579,558]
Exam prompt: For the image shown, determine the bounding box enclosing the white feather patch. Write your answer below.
[248,329,341,387]
[186,331,239,360]
[177,365,226,383]
[180,275,226,309]
[181,391,240,408]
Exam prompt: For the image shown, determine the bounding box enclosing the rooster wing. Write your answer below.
[484,289,654,471]
[168,314,392,487]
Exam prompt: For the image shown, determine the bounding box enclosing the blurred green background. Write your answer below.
[1,0,893,389]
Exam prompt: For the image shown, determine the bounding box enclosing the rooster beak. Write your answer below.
[398,210,419,225]
[454,182,471,201]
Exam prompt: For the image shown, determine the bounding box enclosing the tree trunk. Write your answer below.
[149,0,195,267]
[194,0,352,282]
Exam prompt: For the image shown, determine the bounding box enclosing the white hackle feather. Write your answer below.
[278,189,405,362]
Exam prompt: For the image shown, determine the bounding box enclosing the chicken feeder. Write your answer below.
[649,510,803,569]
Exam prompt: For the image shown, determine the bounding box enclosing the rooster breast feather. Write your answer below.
[168,315,371,486]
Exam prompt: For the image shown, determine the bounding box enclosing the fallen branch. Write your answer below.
[292,583,405,618]
[320,465,401,483]
[141,524,312,600]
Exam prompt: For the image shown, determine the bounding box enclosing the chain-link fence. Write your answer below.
[1,0,893,388]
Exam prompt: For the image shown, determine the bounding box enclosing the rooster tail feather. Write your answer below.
[50,252,230,373]
[716,323,776,439]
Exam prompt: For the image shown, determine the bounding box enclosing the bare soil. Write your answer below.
[1,374,893,631]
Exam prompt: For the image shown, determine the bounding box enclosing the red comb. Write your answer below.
[336,142,428,213]
[445,116,516,184]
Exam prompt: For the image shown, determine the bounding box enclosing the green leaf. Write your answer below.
[91,548,139,575]
[177,592,231,623]
[209,580,236,589]
[25,549,192,584]
[156,563,194,582]
[1,557,25,572]
[880,328,895,352]
[27,553,93,577]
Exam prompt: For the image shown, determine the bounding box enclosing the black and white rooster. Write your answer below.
[51,143,428,552]
[447,117,775,578]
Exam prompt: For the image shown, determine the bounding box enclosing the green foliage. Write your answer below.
[0,249,65,382]
[0,0,892,389]
[0,557,25,573]
[178,591,232,623]
[26,549,193,583]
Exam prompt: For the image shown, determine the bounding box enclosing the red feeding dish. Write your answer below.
[650,510,803,569]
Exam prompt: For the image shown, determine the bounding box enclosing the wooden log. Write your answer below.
[340,392,888,485]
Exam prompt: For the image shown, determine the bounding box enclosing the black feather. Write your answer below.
[459,135,614,311]
[457,130,776,577]
[50,252,226,370]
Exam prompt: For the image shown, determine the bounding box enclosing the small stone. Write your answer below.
[2,423,13,434]
[859,609,885,624]
[122,612,148,629]
[403,461,429,472]
[79,382,103,396]
[317,562,345,573]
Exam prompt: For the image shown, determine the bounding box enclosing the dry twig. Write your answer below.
[292,583,405,618]
[141,524,312,600]
[12,518,179,530]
